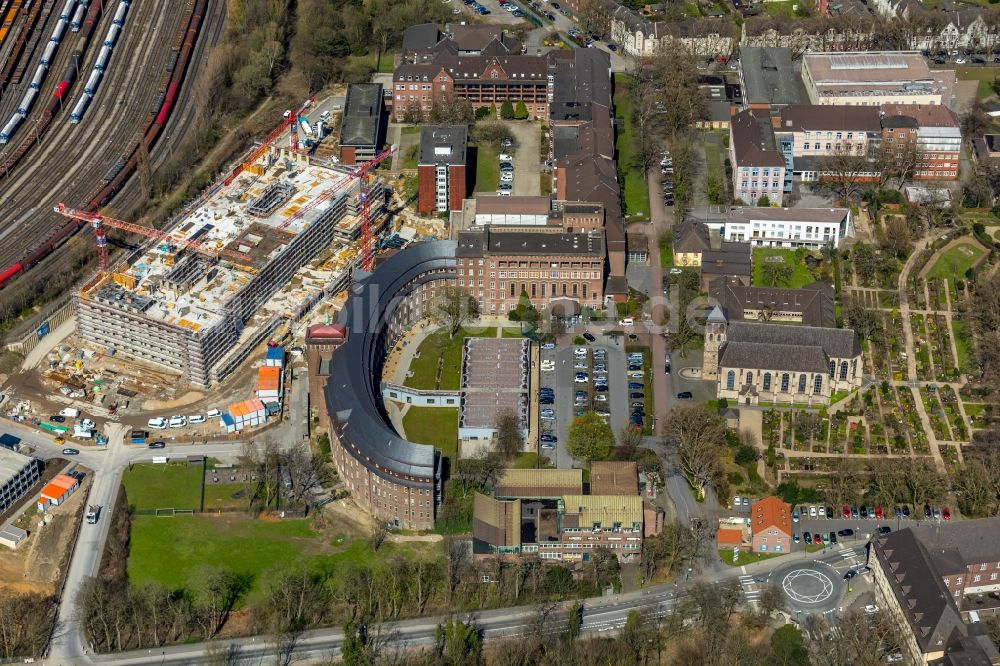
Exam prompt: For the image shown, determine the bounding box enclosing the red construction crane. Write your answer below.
[277,146,396,272]
[223,97,314,187]
[53,203,251,273]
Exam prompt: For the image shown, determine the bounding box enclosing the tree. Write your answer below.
[880,214,912,258]
[616,425,643,461]
[962,98,991,140]
[513,100,528,120]
[578,0,614,37]
[814,148,872,204]
[566,411,614,461]
[808,610,906,666]
[757,194,771,207]
[771,624,810,666]
[500,100,514,120]
[430,284,478,338]
[760,261,793,287]
[844,298,881,340]
[436,617,481,666]
[662,405,727,498]
[493,408,523,460]
[651,48,707,136]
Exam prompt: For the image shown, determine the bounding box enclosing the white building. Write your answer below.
[708,207,853,250]
[802,52,956,107]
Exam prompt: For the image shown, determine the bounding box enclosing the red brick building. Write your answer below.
[417,125,468,214]
[881,104,962,181]
[393,24,556,120]
[750,496,792,553]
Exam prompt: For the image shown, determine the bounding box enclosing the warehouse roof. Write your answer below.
[560,495,643,528]
[339,83,384,148]
[495,468,584,498]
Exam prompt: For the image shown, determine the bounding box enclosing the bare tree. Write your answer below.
[493,408,523,460]
[662,405,727,499]
[814,148,873,204]
[370,521,389,552]
[430,285,479,338]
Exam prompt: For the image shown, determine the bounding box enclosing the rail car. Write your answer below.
[112,1,127,26]
[104,23,119,47]
[17,87,37,115]
[59,0,76,21]
[83,69,100,95]
[40,39,57,66]
[51,17,67,43]
[30,64,46,89]
[94,44,110,71]
[0,0,207,289]
[0,113,23,144]
[70,3,85,31]
[70,93,90,123]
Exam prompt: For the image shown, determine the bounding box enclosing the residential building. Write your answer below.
[417,124,468,213]
[801,52,956,107]
[705,316,863,404]
[738,47,806,109]
[776,104,882,174]
[673,221,752,291]
[0,447,40,513]
[870,520,1000,664]
[710,279,836,328]
[609,7,734,58]
[882,104,962,180]
[711,206,853,249]
[750,496,792,553]
[455,228,606,314]
[393,24,551,120]
[339,83,385,165]
[729,109,787,206]
[741,16,876,53]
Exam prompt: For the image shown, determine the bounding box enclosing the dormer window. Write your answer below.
[491,71,498,79]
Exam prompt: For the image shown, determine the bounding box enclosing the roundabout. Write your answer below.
[770,560,845,616]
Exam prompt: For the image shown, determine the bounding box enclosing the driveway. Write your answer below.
[505,121,541,196]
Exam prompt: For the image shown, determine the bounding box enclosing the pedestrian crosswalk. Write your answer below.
[840,548,860,561]
[739,574,761,601]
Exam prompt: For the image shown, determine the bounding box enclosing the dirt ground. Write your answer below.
[315,497,376,537]
[0,474,90,595]
[142,390,207,411]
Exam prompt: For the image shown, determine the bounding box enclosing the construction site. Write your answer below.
[66,139,391,388]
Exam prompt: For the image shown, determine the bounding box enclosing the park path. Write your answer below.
[917,234,990,279]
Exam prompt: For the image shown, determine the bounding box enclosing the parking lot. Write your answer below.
[452,0,523,23]
[538,340,650,467]
[506,122,541,196]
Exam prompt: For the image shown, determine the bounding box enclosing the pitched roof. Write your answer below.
[751,496,791,535]
[730,109,785,168]
[721,340,831,374]
[472,493,520,548]
[701,243,752,280]
[727,321,860,357]
[909,517,1000,573]
[673,221,711,254]
[496,468,584,498]
[339,84,384,148]
[590,461,639,496]
[778,104,882,132]
[549,49,611,122]
[881,103,959,129]
[561,494,643,527]
[710,280,836,328]
[717,527,744,547]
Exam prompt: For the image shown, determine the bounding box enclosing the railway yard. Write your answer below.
[0,0,226,289]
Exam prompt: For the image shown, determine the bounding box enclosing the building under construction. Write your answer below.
[75,152,387,387]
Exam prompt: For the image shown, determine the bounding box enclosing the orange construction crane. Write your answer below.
[53,203,251,273]
[223,97,314,187]
[276,146,395,272]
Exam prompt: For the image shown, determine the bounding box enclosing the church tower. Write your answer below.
[702,306,728,380]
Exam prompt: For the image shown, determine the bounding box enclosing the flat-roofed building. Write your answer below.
[339,83,385,165]
[459,337,529,448]
[739,47,805,109]
[802,52,956,106]
[0,448,40,513]
[881,104,962,180]
[417,125,468,213]
[713,206,853,249]
[590,461,638,496]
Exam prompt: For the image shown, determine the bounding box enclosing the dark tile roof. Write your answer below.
[605,275,628,294]
[339,84,384,148]
[701,243,752,279]
[730,109,785,168]
[719,340,830,374]
[549,49,612,122]
[739,47,804,106]
[710,280,836,328]
[726,321,861,358]
[456,228,605,257]
[882,103,960,129]
[449,24,520,55]
[872,529,969,655]
[777,105,882,133]
[401,23,441,56]
[673,221,711,254]
[418,125,468,166]
[909,518,1000,573]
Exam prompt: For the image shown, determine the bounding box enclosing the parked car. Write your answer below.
[582,332,596,342]
[50,415,66,423]
[842,505,851,519]
[630,392,645,399]
[62,447,79,455]
[804,532,812,544]
[629,382,644,390]
[942,506,951,520]
[148,441,166,449]
[878,526,892,534]
[837,528,854,537]
[676,391,693,399]
[53,436,66,444]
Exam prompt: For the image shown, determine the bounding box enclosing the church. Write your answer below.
[703,306,862,406]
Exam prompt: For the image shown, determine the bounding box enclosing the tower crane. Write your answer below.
[277,145,396,272]
[222,97,314,187]
[53,203,251,273]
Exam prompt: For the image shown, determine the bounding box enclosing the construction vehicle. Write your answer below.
[86,505,100,524]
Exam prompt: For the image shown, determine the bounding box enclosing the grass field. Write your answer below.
[128,515,318,596]
[752,248,816,288]
[403,406,459,459]
[402,144,419,169]
[202,483,248,510]
[123,463,203,511]
[404,327,496,390]
[474,144,500,193]
[614,75,650,221]
[502,328,524,338]
[956,66,1000,99]
[926,243,986,281]
[718,549,785,566]
[952,320,974,375]
[764,1,796,17]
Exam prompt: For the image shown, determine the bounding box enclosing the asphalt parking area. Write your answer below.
[505,121,541,196]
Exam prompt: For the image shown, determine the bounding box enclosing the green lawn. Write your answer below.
[501,327,524,338]
[752,248,816,288]
[403,406,459,459]
[764,1,796,17]
[123,463,203,511]
[965,403,987,418]
[474,144,500,193]
[718,549,785,566]
[952,320,974,375]
[402,144,419,169]
[659,235,673,268]
[401,126,420,136]
[956,66,1000,99]
[926,243,986,281]
[404,327,497,390]
[513,452,554,469]
[614,75,650,221]
[202,483,248,510]
[128,515,319,596]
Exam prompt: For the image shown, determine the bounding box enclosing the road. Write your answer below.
[74,546,866,666]
[520,3,629,72]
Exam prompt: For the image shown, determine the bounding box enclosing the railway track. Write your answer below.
[0,0,210,277]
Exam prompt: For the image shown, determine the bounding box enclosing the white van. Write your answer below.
[618,317,634,326]
[147,417,167,429]
[188,414,206,424]
[206,408,222,418]
[59,407,80,418]
[168,415,187,428]
[80,418,96,429]
[969,610,981,624]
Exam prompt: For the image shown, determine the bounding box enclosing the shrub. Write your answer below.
[500,100,514,120]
